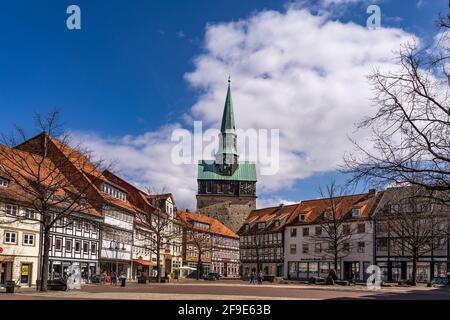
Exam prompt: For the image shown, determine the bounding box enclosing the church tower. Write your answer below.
[196,78,257,232]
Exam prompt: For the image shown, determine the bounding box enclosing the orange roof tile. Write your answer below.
[177,211,238,239]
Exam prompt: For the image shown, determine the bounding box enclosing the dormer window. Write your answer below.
[0,178,9,187]
[352,208,361,217]
[101,183,127,201]
[274,220,280,227]
[258,222,265,229]
[299,214,306,222]
[194,221,210,229]
[245,224,250,231]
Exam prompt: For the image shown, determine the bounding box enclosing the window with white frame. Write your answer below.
[299,214,306,222]
[352,207,361,217]
[101,183,127,201]
[357,241,365,253]
[4,231,17,244]
[6,204,18,216]
[55,238,62,251]
[23,234,35,245]
[25,208,35,219]
[65,239,72,252]
[0,178,9,187]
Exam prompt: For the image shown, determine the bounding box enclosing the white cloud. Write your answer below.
[78,6,416,210]
[185,8,415,193]
[73,126,197,211]
[257,197,299,209]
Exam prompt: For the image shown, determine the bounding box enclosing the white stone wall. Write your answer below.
[0,202,41,287]
[284,220,375,280]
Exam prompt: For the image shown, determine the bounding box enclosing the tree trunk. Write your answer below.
[411,252,418,286]
[196,251,202,280]
[156,239,161,283]
[40,228,51,292]
[334,251,339,280]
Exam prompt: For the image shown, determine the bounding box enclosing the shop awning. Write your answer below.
[133,259,156,267]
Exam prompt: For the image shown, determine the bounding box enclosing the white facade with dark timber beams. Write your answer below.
[48,212,102,283]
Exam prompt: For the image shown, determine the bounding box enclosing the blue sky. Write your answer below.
[0,0,447,209]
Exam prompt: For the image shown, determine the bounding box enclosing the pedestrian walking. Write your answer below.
[249,272,257,285]
[111,271,117,286]
[258,271,263,284]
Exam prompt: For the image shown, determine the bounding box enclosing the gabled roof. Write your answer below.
[177,211,239,239]
[237,203,302,235]
[0,144,102,217]
[285,191,384,226]
[11,133,139,215]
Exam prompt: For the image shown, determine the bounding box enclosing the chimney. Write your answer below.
[368,188,377,196]
[279,203,285,209]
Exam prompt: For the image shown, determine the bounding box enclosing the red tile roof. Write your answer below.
[237,203,302,235]
[285,191,384,226]
[177,211,239,239]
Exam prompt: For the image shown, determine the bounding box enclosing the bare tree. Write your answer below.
[0,110,106,291]
[185,225,212,280]
[135,189,183,283]
[311,182,360,280]
[375,187,449,285]
[344,9,450,203]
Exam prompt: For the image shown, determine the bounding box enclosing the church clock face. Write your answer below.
[240,182,254,195]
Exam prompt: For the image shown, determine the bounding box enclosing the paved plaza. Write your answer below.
[1,280,449,300]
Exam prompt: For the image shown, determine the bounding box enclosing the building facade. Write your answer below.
[178,211,239,278]
[238,204,300,278]
[197,79,257,232]
[0,196,40,288]
[47,213,101,283]
[212,234,240,278]
[373,187,450,283]
[284,191,382,282]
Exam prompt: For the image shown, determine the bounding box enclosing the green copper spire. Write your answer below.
[216,77,239,171]
[220,77,236,133]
